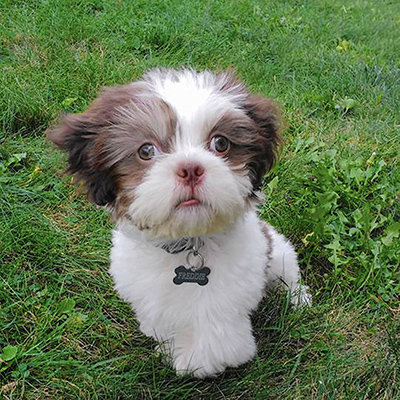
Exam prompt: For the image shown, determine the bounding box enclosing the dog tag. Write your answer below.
[173,265,211,286]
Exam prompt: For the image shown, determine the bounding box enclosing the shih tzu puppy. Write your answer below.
[48,68,311,378]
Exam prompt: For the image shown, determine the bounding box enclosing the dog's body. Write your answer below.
[110,215,308,377]
[49,68,310,378]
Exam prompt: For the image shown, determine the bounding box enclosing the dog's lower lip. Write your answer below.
[178,199,201,208]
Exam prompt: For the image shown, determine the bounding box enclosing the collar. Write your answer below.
[156,237,204,254]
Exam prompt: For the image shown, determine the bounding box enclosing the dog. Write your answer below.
[48,68,311,378]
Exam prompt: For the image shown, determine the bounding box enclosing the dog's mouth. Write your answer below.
[176,198,202,209]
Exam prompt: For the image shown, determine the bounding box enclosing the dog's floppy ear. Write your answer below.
[242,94,282,191]
[47,85,134,206]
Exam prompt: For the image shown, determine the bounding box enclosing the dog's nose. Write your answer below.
[176,162,205,186]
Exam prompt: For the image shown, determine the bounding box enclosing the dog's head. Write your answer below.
[48,69,281,239]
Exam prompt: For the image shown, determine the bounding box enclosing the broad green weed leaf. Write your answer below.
[325,238,342,251]
[341,98,356,109]
[7,153,27,167]
[1,345,18,362]
[382,222,400,246]
[61,97,78,108]
[348,227,357,236]
[336,39,350,52]
[335,98,356,114]
[387,222,400,234]
[58,298,76,315]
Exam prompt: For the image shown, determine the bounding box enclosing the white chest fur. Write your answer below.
[109,211,269,377]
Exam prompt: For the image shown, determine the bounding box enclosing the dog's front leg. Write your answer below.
[170,315,257,378]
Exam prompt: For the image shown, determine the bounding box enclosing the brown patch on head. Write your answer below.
[47,82,177,212]
[214,71,282,191]
[210,110,258,170]
[241,94,282,189]
[210,97,281,192]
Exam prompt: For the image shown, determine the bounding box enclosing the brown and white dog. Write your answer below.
[48,68,311,378]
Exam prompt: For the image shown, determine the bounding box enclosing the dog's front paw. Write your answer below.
[170,325,257,378]
[173,352,224,379]
[172,342,216,378]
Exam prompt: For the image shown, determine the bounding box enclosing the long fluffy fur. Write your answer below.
[48,68,310,378]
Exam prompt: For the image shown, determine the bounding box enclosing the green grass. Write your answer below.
[1,0,399,398]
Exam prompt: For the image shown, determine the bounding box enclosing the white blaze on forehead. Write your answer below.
[157,79,214,122]
[144,69,243,149]
[146,69,216,120]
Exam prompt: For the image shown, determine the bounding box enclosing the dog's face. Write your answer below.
[48,69,281,238]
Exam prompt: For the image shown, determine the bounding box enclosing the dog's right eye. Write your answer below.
[210,135,230,155]
[138,143,159,160]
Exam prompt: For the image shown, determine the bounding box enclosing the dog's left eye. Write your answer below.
[138,143,159,160]
[210,135,230,154]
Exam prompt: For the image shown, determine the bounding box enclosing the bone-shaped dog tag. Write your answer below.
[173,265,211,286]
